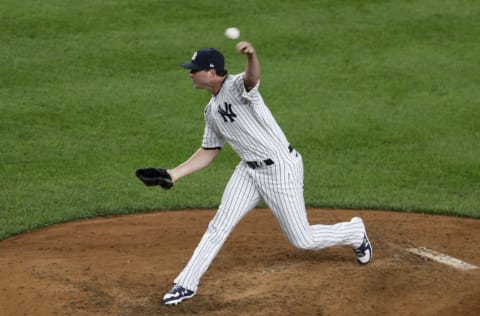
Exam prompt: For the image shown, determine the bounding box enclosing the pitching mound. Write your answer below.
[1,209,479,315]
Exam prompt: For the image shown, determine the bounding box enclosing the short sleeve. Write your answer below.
[201,124,225,149]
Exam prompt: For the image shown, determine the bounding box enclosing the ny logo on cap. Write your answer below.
[192,52,197,60]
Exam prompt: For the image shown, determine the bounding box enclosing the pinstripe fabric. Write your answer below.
[202,73,291,162]
[174,163,261,291]
[174,73,366,292]
[175,149,366,292]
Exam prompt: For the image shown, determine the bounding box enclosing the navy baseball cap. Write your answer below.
[181,48,225,72]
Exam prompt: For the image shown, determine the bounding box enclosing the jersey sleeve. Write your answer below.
[233,72,262,106]
[201,123,225,149]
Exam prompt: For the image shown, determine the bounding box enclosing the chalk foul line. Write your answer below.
[406,247,478,271]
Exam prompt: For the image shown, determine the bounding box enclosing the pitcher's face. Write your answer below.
[188,69,212,89]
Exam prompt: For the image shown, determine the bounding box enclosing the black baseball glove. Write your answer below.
[135,168,173,190]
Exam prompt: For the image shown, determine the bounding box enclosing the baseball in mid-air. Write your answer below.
[225,27,240,40]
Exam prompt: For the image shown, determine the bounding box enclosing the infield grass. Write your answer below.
[1,0,479,239]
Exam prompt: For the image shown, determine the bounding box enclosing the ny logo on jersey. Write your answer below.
[218,102,237,122]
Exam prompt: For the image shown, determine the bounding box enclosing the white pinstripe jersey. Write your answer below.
[202,73,291,162]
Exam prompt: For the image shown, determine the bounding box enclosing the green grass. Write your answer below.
[1,0,479,240]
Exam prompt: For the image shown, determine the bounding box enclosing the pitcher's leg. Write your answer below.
[268,198,365,249]
[173,164,261,292]
[309,218,366,249]
[259,156,365,250]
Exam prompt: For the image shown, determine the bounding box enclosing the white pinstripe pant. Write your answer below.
[174,151,365,292]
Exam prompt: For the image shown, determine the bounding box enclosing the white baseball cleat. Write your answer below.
[351,217,373,265]
[163,284,196,305]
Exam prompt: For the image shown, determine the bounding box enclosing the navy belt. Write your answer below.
[247,145,294,169]
[247,159,274,169]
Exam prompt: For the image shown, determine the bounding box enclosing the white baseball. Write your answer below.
[225,27,240,40]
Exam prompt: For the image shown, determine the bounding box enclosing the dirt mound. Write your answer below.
[1,209,479,315]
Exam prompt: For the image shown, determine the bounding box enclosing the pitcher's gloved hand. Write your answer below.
[135,168,173,190]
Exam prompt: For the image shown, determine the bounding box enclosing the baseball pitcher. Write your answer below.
[136,41,372,305]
